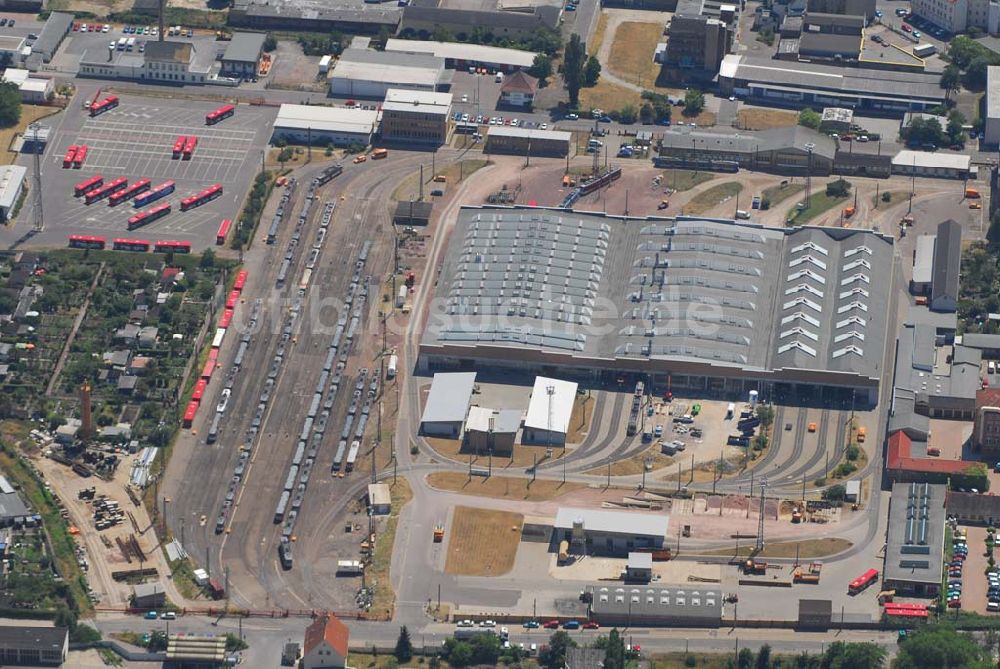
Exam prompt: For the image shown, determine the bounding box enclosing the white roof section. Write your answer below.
[628,552,654,569]
[2,68,29,85]
[524,376,577,433]
[274,104,379,134]
[0,165,26,210]
[555,507,669,538]
[912,234,935,286]
[20,79,49,93]
[382,88,453,115]
[384,38,537,68]
[420,372,477,424]
[331,55,443,89]
[0,36,25,53]
[892,149,971,171]
[466,406,521,433]
[368,483,391,506]
[989,66,1000,121]
[489,126,572,142]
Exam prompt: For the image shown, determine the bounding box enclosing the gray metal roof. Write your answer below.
[803,11,865,28]
[884,482,945,586]
[889,387,929,439]
[721,55,946,103]
[401,5,560,30]
[421,207,894,387]
[0,626,66,651]
[33,12,72,59]
[912,234,934,286]
[989,66,1000,122]
[0,489,29,520]
[420,372,476,424]
[798,32,861,57]
[895,322,980,405]
[960,333,1000,350]
[555,507,668,538]
[658,126,837,161]
[588,583,722,621]
[931,219,961,309]
[222,31,267,64]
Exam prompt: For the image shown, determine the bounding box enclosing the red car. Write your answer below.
[582,621,600,629]
[543,620,560,629]
[902,23,912,31]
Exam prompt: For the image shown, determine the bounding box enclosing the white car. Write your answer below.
[160,612,176,620]
[102,24,110,32]
[461,94,468,103]
[217,388,231,413]
[540,122,548,129]
[457,620,474,627]
[461,113,470,122]
[480,619,496,628]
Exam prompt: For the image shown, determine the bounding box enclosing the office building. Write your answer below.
[663,14,733,78]
[271,104,379,146]
[220,31,266,78]
[884,482,945,596]
[380,89,452,146]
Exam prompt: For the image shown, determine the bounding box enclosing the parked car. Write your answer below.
[543,620,560,629]
[563,621,581,630]
[523,620,540,629]
[144,611,158,619]
[582,621,600,629]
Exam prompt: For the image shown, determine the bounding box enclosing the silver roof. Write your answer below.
[222,31,267,64]
[588,584,722,620]
[884,482,945,586]
[420,372,476,424]
[422,207,893,386]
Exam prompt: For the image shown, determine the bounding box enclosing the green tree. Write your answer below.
[199,248,216,269]
[798,107,821,129]
[989,208,1000,246]
[640,103,655,124]
[584,54,602,86]
[895,626,989,669]
[0,81,21,128]
[737,647,755,669]
[539,631,576,669]
[604,628,626,669]
[825,179,851,198]
[443,639,473,667]
[756,644,771,669]
[263,34,277,51]
[822,484,847,502]
[904,117,945,147]
[953,463,990,492]
[941,64,962,99]
[845,444,860,461]
[468,634,500,665]
[966,55,993,89]
[755,404,775,429]
[394,626,413,663]
[683,89,705,116]
[528,53,553,81]
[619,105,638,124]
[563,33,586,107]
[820,641,885,669]
[946,112,966,146]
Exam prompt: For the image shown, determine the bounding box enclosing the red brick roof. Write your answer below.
[501,70,538,95]
[887,431,971,475]
[303,613,349,657]
[977,387,1000,410]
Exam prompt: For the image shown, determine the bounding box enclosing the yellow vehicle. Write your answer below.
[433,174,447,183]
[433,525,444,542]
[858,426,867,442]
[970,201,981,209]
[371,148,388,159]
[808,422,817,433]
[353,154,367,164]
[966,188,981,198]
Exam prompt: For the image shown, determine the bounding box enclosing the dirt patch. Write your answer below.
[391,159,490,206]
[737,108,798,131]
[660,169,715,192]
[684,182,743,215]
[590,12,611,56]
[762,182,805,208]
[567,394,595,444]
[1,105,62,163]
[444,507,523,576]
[695,537,853,559]
[370,477,413,616]
[608,21,665,89]
[579,80,645,113]
[426,472,583,501]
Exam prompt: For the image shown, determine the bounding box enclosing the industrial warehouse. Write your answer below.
[417,207,894,403]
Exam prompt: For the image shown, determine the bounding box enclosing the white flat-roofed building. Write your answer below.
[383,38,537,71]
[588,583,722,627]
[911,234,935,295]
[381,88,452,146]
[891,150,973,179]
[485,126,572,158]
[419,372,476,437]
[985,66,1000,146]
[272,104,379,147]
[465,406,521,455]
[0,165,26,222]
[523,376,578,446]
[555,507,668,555]
[0,36,25,59]
[329,48,449,99]
[2,68,53,103]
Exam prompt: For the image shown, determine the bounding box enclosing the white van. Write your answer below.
[735,209,751,220]
[495,72,504,83]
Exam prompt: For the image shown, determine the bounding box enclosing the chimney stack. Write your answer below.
[79,382,93,440]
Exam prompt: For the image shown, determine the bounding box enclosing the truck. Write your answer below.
[726,403,735,419]
[387,354,398,379]
[318,54,332,74]
[433,524,445,542]
[336,559,364,575]
[743,559,767,575]
[913,43,937,57]
[126,37,135,51]
[396,285,407,308]
[558,540,570,564]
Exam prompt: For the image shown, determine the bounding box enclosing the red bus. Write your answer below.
[215,218,232,245]
[84,176,128,205]
[233,269,248,292]
[112,238,151,252]
[68,234,106,250]
[62,145,78,168]
[884,604,929,619]
[849,569,879,594]
[225,289,240,310]
[172,135,187,159]
[182,136,198,160]
[108,178,151,207]
[89,95,119,117]
[127,203,171,230]
[73,145,88,168]
[218,308,234,329]
[200,358,215,380]
[154,240,192,254]
[191,378,208,403]
[182,400,199,428]
[206,104,235,125]
[207,348,219,364]
[133,180,175,208]
[180,184,223,211]
[74,175,103,197]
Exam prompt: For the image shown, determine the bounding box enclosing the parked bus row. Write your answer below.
[67,235,191,254]
[62,145,88,169]
[205,104,235,125]
[172,135,198,160]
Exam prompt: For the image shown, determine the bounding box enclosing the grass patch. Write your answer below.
[579,80,644,113]
[684,182,743,216]
[586,442,675,476]
[650,652,813,668]
[444,507,523,576]
[660,169,715,192]
[390,159,490,205]
[762,182,805,208]
[369,477,412,618]
[167,558,202,602]
[872,190,910,207]
[737,108,798,130]
[0,104,62,163]
[426,472,583,501]
[608,21,664,88]
[590,12,610,56]
[695,537,853,559]
[785,191,849,225]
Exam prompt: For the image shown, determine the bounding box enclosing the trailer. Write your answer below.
[387,354,398,379]
[274,490,291,523]
[345,440,360,472]
[336,559,363,575]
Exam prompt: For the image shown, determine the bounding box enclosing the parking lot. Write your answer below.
[2,91,277,250]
